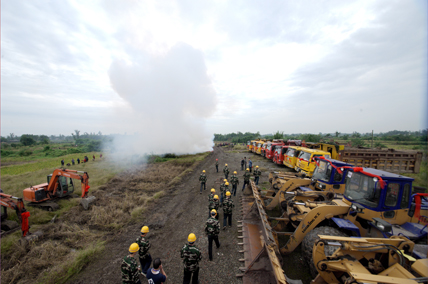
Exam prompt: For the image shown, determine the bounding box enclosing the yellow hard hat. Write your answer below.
[188,233,197,242]
[234,171,237,174]
[224,179,227,182]
[129,243,139,253]
[246,168,249,171]
[141,226,149,233]
[214,195,219,199]
[211,209,217,214]
[225,182,229,186]
[256,166,259,168]
[211,188,215,193]
[226,191,231,196]
[225,163,228,166]
[202,170,206,173]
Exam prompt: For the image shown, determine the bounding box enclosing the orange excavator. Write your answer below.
[23,169,90,211]
[1,190,31,237]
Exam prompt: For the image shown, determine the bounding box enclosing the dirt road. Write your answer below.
[69,146,284,284]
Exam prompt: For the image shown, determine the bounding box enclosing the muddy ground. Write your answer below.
[67,146,310,284]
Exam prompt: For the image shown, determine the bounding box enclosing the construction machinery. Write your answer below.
[23,168,90,211]
[1,190,31,236]
[265,140,285,159]
[311,235,428,284]
[252,139,265,153]
[283,146,305,170]
[294,148,332,177]
[273,140,307,165]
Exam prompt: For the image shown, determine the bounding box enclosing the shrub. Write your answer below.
[1,149,14,156]
[43,145,50,151]
[374,142,387,148]
[351,138,367,148]
[18,149,33,156]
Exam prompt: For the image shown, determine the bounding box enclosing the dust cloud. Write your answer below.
[105,43,217,163]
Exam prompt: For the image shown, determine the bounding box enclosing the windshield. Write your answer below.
[247,141,251,145]
[275,148,281,154]
[298,151,311,161]
[286,148,296,157]
[344,172,380,208]
[312,160,331,181]
[267,144,271,150]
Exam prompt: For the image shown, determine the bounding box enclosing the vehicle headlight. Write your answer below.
[377,223,385,231]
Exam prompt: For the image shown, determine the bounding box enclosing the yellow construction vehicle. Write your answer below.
[311,235,428,284]
[295,148,331,177]
[283,146,305,169]
[252,139,265,153]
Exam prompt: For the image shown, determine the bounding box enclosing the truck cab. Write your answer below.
[266,141,285,160]
[312,158,353,194]
[283,146,304,169]
[273,145,289,165]
[295,149,331,177]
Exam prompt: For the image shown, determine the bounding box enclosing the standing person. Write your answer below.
[77,158,80,164]
[136,226,152,276]
[205,209,220,261]
[199,170,207,194]
[71,158,75,165]
[231,171,239,196]
[215,159,219,172]
[254,166,261,185]
[121,243,141,284]
[100,153,103,158]
[208,188,216,202]
[243,168,251,191]
[244,157,247,170]
[208,195,220,219]
[181,233,202,284]
[223,164,229,180]
[92,155,95,161]
[61,159,64,166]
[146,258,167,284]
[241,158,245,170]
[220,179,226,205]
[224,182,230,195]
[249,159,253,173]
[222,191,234,229]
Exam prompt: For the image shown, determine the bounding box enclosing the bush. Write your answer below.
[351,138,367,148]
[11,143,18,148]
[43,145,50,151]
[1,149,14,156]
[18,149,33,156]
[374,142,387,148]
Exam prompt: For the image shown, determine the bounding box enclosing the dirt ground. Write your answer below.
[67,146,307,284]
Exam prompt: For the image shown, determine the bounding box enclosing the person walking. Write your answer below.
[136,226,152,276]
[121,243,141,284]
[205,209,220,261]
[242,168,251,191]
[249,159,253,173]
[208,195,220,219]
[215,159,219,172]
[71,158,75,165]
[220,179,226,205]
[231,171,239,196]
[77,158,80,164]
[244,157,247,170]
[223,164,229,180]
[208,188,215,202]
[181,233,202,284]
[241,158,244,170]
[146,258,167,284]
[254,166,261,185]
[222,191,234,229]
[199,170,207,194]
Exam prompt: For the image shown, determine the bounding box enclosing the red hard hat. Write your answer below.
[216,159,218,161]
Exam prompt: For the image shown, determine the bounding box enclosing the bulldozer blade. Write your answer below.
[80,196,96,210]
[240,181,302,284]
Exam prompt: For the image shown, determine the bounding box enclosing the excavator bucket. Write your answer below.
[80,196,96,210]
[238,181,302,284]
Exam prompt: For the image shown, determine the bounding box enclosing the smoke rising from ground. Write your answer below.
[106,43,217,162]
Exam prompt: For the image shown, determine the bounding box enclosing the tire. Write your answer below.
[302,226,347,278]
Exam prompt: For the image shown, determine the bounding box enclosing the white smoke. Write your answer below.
[105,42,217,162]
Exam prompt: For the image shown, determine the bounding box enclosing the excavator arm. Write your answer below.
[47,169,90,198]
[0,192,30,236]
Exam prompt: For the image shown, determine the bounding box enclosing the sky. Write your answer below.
[1,0,427,152]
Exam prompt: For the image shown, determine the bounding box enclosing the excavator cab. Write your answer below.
[311,158,353,194]
[47,174,75,198]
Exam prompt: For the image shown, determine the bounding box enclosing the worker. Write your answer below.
[72,158,75,165]
[220,179,227,204]
[230,171,239,196]
[205,209,220,261]
[92,155,95,161]
[242,168,250,191]
[77,158,80,164]
[208,188,215,202]
[223,163,229,179]
[222,191,234,230]
[136,226,152,276]
[215,159,219,172]
[121,243,141,284]
[181,233,202,284]
[224,182,230,195]
[199,170,207,194]
[244,157,247,170]
[208,195,220,219]
[61,159,64,166]
[249,158,253,172]
[253,166,261,185]
[241,158,245,170]
[146,258,167,284]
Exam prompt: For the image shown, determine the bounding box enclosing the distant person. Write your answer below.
[199,170,207,194]
[231,171,239,196]
[241,158,244,170]
[208,188,216,202]
[71,158,75,165]
[146,258,167,284]
[223,164,229,179]
[215,159,219,172]
[77,158,80,164]
[121,243,141,284]
[222,191,234,230]
[61,159,64,166]
[208,195,220,219]
[100,153,103,158]
[244,157,247,169]
[243,168,250,191]
[92,155,95,161]
[254,166,261,185]
[249,159,253,173]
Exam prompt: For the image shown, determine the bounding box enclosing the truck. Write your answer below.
[294,148,331,177]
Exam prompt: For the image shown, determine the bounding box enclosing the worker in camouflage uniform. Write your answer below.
[205,209,221,261]
[181,233,202,284]
[208,188,216,202]
[223,163,229,179]
[230,171,239,196]
[199,170,207,194]
[222,191,234,229]
[208,195,220,219]
[121,243,141,284]
[220,179,227,205]
[215,159,219,172]
[136,226,152,276]
[253,165,261,185]
[242,168,251,190]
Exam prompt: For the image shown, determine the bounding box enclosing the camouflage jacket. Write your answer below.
[199,174,207,183]
[215,161,219,166]
[223,166,229,174]
[209,199,220,211]
[223,186,229,194]
[181,244,202,272]
[208,193,215,202]
[254,168,262,177]
[205,217,220,236]
[121,255,139,284]
[220,183,225,193]
[230,175,239,185]
[223,197,234,214]
[243,172,251,182]
[135,236,151,258]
